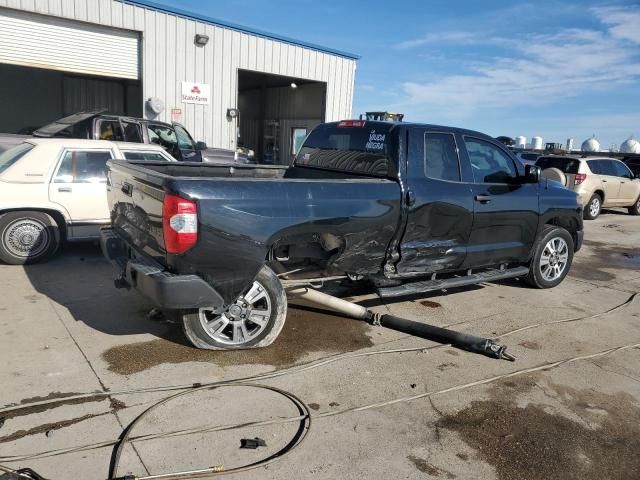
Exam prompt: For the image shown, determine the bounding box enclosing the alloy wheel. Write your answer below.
[198,280,272,345]
[539,237,569,281]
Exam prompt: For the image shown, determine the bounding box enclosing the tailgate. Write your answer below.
[107,160,167,263]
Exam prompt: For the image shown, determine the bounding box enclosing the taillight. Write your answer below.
[338,120,366,128]
[574,173,587,185]
[163,194,197,254]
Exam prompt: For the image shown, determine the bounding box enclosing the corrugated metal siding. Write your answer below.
[0,0,357,150]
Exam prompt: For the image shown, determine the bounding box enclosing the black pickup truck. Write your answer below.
[101,120,583,350]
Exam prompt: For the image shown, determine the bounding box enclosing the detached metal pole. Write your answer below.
[287,287,515,361]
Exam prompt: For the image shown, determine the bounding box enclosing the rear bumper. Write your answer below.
[100,227,224,311]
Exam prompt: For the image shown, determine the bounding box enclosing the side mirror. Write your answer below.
[525,164,541,183]
[195,141,207,151]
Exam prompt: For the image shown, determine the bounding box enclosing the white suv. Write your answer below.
[0,139,175,264]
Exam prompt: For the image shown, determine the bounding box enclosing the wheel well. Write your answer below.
[0,208,67,240]
[593,189,604,202]
[546,216,579,248]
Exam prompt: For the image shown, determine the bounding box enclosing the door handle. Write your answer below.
[406,189,416,207]
[58,187,72,193]
[474,194,492,203]
[121,183,133,196]
[602,179,607,183]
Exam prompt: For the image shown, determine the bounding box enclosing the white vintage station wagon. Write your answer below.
[0,138,176,264]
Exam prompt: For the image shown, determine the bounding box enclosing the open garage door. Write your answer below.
[0,8,141,135]
[237,70,326,165]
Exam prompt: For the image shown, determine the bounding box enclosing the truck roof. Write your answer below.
[328,120,498,142]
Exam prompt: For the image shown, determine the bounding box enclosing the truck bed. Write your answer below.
[106,160,402,303]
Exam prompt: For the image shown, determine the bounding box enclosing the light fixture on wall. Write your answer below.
[290,82,298,89]
[146,97,165,115]
[194,34,209,46]
[226,108,239,120]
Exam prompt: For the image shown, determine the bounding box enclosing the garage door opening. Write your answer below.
[0,63,142,134]
[0,7,141,134]
[237,69,326,165]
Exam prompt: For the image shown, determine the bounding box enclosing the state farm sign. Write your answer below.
[181,82,210,105]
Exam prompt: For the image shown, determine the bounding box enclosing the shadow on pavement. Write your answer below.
[23,242,172,339]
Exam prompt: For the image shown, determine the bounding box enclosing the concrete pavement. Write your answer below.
[1,209,639,480]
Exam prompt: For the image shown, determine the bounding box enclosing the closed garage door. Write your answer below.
[0,7,139,79]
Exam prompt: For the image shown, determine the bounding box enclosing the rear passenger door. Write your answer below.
[462,136,539,268]
[612,160,638,203]
[589,160,621,205]
[397,129,474,274]
[48,149,113,238]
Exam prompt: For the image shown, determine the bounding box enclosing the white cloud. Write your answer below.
[395,31,480,49]
[592,6,640,44]
[397,6,640,120]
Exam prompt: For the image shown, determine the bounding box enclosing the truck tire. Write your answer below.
[182,265,287,350]
[583,193,601,220]
[525,225,574,289]
[628,196,640,216]
[0,211,60,265]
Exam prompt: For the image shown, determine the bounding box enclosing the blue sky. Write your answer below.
[159,0,640,149]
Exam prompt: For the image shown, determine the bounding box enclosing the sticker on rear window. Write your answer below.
[366,130,386,151]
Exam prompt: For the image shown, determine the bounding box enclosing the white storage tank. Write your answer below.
[620,136,640,154]
[581,135,600,152]
[566,138,574,150]
[531,136,543,150]
[515,136,527,148]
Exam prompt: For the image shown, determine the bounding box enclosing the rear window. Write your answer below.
[294,122,396,178]
[122,150,171,161]
[0,142,34,174]
[535,157,580,174]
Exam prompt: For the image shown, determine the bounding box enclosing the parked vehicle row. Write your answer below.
[0,111,250,164]
[537,155,640,219]
[101,120,584,350]
[0,139,175,264]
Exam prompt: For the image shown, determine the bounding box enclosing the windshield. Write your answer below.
[294,122,396,178]
[0,143,34,174]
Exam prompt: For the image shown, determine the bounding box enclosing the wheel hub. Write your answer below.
[3,219,48,258]
[198,282,272,345]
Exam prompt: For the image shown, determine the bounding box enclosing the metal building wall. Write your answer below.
[0,0,357,150]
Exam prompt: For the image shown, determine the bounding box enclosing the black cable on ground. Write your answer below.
[109,383,311,480]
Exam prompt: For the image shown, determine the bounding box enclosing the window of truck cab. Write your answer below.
[294,122,395,178]
[463,136,519,184]
[424,132,461,182]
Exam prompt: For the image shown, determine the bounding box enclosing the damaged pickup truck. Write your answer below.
[101,120,583,349]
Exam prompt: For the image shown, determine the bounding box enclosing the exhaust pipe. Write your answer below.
[287,287,515,361]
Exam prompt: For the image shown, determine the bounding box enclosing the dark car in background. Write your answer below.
[28,111,249,164]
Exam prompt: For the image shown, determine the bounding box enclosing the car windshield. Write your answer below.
[0,143,35,174]
[535,157,580,174]
[294,122,396,178]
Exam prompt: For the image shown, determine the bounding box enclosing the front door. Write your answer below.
[612,160,640,203]
[461,136,539,268]
[48,149,113,239]
[589,159,621,206]
[174,123,202,161]
[397,129,474,274]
